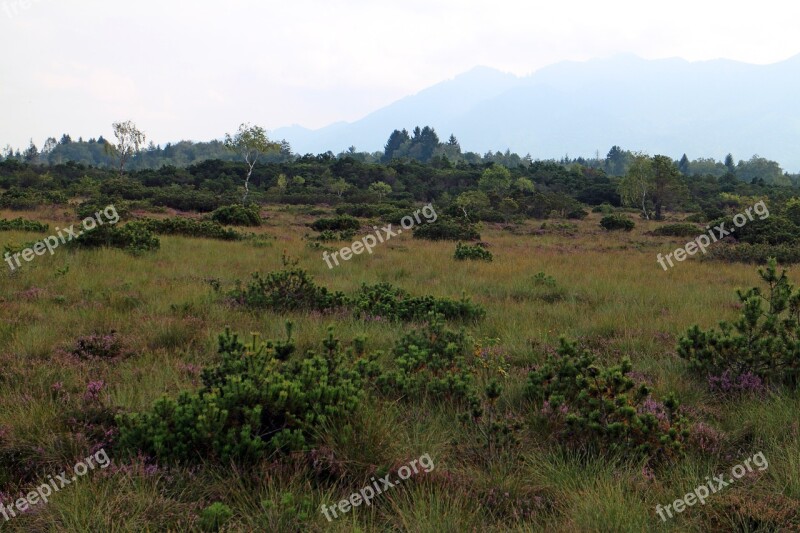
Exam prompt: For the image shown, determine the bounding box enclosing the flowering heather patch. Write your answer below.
[707,370,766,396]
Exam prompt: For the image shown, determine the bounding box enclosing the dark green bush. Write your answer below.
[309,215,361,232]
[527,338,688,460]
[211,204,262,227]
[116,325,364,464]
[600,214,635,232]
[230,266,347,313]
[0,217,49,232]
[70,221,160,255]
[454,242,493,262]
[351,282,485,322]
[372,318,478,404]
[711,215,799,246]
[335,203,381,218]
[678,258,800,389]
[139,217,243,241]
[650,223,700,237]
[309,229,357,242]
[412,217,481,241]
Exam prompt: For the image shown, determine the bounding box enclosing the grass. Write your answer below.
[0,206,797,531]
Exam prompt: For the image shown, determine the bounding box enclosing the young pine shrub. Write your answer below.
[412,216,481,241]
[351,282,485,322]
[230,266,347,313]
[599,214,635,232]
[210,204,262,226]
[116,324,364,464]
[527,338,688,461]
[650,223,700,237]
[678,258,800,390]
[309,215,361,232]
[371,316,479,404]
[454,242,493,262]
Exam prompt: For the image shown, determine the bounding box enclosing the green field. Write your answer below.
[1,206,797,532]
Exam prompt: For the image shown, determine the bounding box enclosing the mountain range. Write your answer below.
[273,54,800,171]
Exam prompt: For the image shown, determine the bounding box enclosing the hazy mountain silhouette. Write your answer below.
[273,54,800,170]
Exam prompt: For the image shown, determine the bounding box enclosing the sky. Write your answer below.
[1,0,799,151]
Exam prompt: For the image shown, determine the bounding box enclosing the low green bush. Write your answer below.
[678,258,800,389]
[211,204,262,226]
[351,282,485,322]
[230,266,347,313]
[70,221,160,255]
[705,243,800,264]
[527,338,688,460]
[116,324,364,464]
[371,318,478,404]
[309,215,361,232]
[650,223,700,237]
[600,214,635,232]
[139,217,243,240]
[454,242,493,262]
[0,217,49,232]
[413,217,480,241]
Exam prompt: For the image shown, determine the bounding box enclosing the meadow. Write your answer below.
[0,205,797,532]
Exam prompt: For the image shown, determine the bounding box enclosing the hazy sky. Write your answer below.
[1,0,799,150]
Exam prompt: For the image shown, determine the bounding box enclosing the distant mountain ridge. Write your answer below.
[273,54,800,171]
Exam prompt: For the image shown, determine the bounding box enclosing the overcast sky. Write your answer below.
[1,0,799,151]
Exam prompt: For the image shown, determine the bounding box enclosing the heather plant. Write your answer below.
[678,258,800,389]
[600,214,635,232]
[454,242,493,262]
[527,338,689,460]
[308,229,357,242]
[117,324,364,464]
[351,282,485,322]
[210,204,262,226]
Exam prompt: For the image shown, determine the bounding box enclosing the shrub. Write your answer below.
[413,217,481,241]
[230,266,347,313]
[139,217,243,241]
[309,229,357,242]
[678,258,800,389]
[454,242,493,262]
[335,203,381,218]
[211,204,262,226]
[70,331,124,360]
[600,214,635,232]
[199,503,233,532]
[351,282,485,322]
[650,223,699,237]
[0,217,49,232]
[116,325,364,464]
[372,318,478,404]
[710,215,800,246]
[705,243,800,264]
[70,221,160,255]
[527,338,688,460]
[309,215,361,232]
